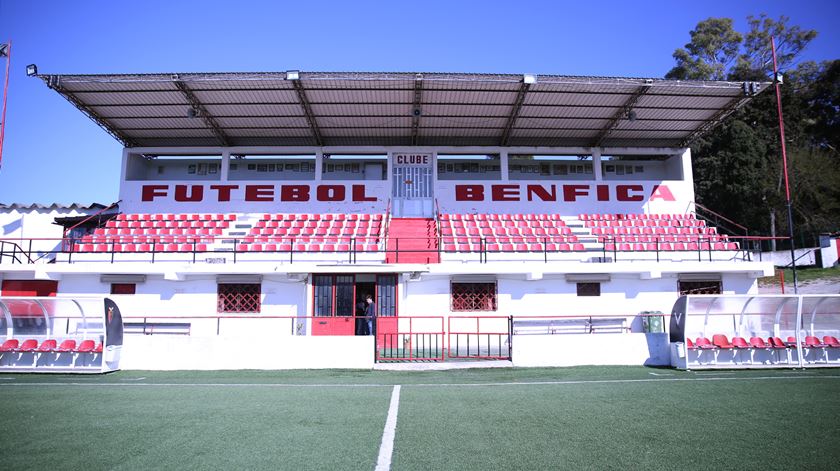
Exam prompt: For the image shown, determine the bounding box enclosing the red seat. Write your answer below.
[56,339,77,352]
[37,339,58,352]
[75,340,96,353]
[695,337,716,349]
[712,334,733,349]
[16,339,38,352]
[749,337,770,349]
[822,336,840,348]
[0,339,19,352]
[768,337,787,349]
[731,337,749,349]
[804,336,825,348]
[686,338,697,350]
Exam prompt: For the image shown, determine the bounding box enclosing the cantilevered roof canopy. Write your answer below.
[34,71,770,148]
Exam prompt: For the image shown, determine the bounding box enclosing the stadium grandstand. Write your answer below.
[0,71,838,372]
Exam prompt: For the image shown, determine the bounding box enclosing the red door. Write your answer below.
[1,280,58,297]
[311,275,355,336]
[376,275,398,348]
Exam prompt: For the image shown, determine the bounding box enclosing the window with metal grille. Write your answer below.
[217,283,261,313]
[576,282,601,297]
[377,275,397,317]
[110,283,136,295]
[678,280,722,295]
[451,282,497,312]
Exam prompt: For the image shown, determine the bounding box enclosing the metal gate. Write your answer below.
[375,315,512,362]
[392,166,433,217]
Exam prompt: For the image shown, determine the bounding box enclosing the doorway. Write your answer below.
[311,273,398,336]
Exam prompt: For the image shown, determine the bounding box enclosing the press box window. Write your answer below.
[576,282,601,297]
[451,282,497,312]
[110,283,136,295]
[217,283,261,313]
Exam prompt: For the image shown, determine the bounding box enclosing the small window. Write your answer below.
[110,283,136,295]
[451,282,497,312]
[217,283,261,313]
[576,282,601,297]
[678,280,721,295]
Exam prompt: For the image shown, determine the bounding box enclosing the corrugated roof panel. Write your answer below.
[524,92,631,107]
[125,128,217,138]
[214,117,311,128]
[186,79,294,91]
[511,129,599,139]
[421,136,501,146]
[423,80,521,92]
[617,121,696,132]
[420,117,508,128]
[307,78,413,90]
[424,90,519,105]
[518,106,616,119]
[73,91,185,106]
[420,128,502,138]
[636,108,716,121]
[192,89,298,104]
[608,130,689,139]
[318,116,413,128]
[93,105,188,118]
[508,136,592,147]
[637,95,735,109]
[514,117,612,130]
[131,137,222,147]
[225,128,313,138]
[310,104,413,116]
[321,128,410,137]
[422,104,512,117]
[203,104,304,117]
[107,117,206,129]
[61,81,179,93]
[306,89,412,104]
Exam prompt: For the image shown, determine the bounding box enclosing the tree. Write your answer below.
[666,18,742,80]
[665,15,837,244]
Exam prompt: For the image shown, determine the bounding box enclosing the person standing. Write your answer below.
[365,294,377,336]
[355,297,367,335]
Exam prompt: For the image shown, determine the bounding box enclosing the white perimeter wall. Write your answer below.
[0,208,93,257]
[513,333,670,367]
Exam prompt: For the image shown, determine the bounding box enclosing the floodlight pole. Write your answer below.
[0,40,10,170]
[771,36,798,294]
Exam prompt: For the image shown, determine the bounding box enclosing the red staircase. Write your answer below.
[385,218,439,263]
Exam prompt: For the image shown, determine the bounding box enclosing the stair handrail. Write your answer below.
[62,200,121,240]
[383,198,392,246]
[689,201,749,236]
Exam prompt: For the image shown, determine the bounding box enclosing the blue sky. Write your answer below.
[0,0,837,205]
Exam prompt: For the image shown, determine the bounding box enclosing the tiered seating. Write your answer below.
[439,214,583,253]
[580,213,739,251]
[72,213,237,253]
[238,213,384,252]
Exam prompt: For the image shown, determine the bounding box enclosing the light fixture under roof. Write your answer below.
[285,70,300,81]
[26,64,38,76]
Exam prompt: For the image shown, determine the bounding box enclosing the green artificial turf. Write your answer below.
[1,367,839,470]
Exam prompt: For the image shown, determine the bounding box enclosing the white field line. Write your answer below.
[375,385,401,471]
[0,375,838,388]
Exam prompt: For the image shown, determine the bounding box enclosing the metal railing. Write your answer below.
[0,233,790,265]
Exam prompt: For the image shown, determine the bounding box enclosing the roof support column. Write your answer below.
[500,150,509,181]
[220,150,230,181]
[315,150,324,181]
[591,148,603,181]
